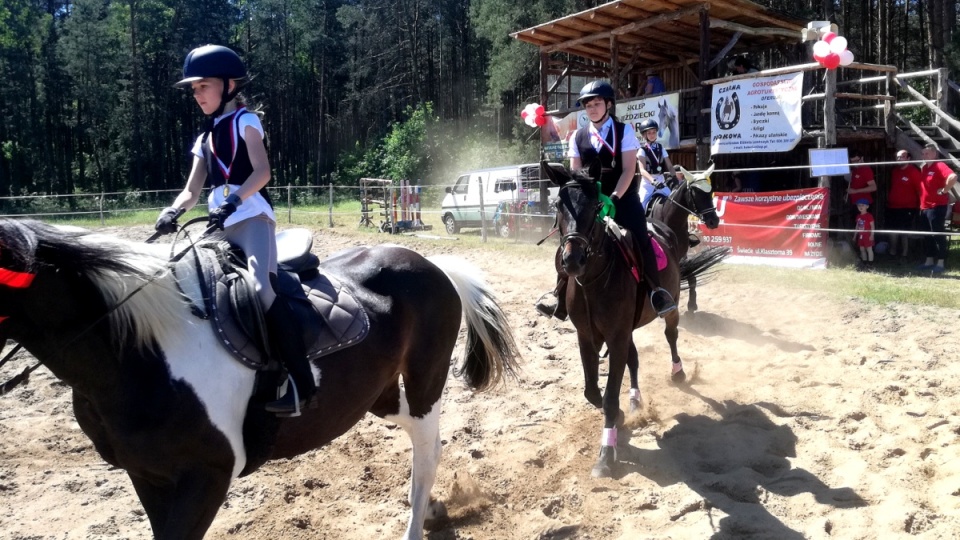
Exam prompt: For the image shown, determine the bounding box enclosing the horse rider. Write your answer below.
[636,119,676,210]
[535,80,677,321]
[156,45,316,415]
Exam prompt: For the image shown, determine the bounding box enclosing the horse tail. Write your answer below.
[427,255,521,391]
[679,246,730,290]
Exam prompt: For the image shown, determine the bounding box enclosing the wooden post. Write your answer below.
[328,183,333,228]
[610,36,619,95]
[539,50,550,216]
[824,68,837,147]
[697,6,711,169]
[286,184,292,223]
[884,72,896,143]
[99,192,105,226]
[937,67,951,132]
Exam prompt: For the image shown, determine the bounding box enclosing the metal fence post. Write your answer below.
[287,184,292,223]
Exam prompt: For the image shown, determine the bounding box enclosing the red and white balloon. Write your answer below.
[521,103,547,128]
[812,30,854,69]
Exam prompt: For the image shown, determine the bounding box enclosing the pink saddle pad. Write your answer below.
[650,236,668,271]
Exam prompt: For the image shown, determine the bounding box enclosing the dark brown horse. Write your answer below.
[0,218,520,539]
[542,163,724,478]
[647,164,722,311]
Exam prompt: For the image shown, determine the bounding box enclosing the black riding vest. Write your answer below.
[641,141,666,175]
[574,120,637,197]
[201,109,273,206]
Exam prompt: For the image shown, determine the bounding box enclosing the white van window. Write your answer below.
[494,177,517,193]
[452,175,469,195]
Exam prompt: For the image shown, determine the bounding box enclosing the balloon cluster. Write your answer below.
[521,103,547,127]
[812,31,854,69]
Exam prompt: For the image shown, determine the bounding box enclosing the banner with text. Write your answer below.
[541,92,682,160]
[698,187,829,269]
[710,72,802,154]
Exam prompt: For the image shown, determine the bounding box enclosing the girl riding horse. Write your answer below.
[535,80,676,321]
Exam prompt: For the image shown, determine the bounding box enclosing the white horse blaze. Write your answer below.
[384,383,442,540]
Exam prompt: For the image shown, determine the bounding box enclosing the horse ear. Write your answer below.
[678,165,693,181]
[540,161,568,186]
[704,163,715,178]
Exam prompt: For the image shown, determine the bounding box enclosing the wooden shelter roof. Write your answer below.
[511,0,807,69]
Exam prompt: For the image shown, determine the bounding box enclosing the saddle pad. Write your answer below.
[650,237,668,271]
[172,242,369,369]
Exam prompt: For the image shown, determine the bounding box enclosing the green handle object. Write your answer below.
[597,182,616,221]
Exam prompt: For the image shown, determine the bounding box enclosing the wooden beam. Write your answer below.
[702,62,823,85]
[834,93,895,101]
[543,5,705,54]
[709,31,741,70]
[709,18,798,39]
[904,83,960,132]
[824,68,837,146]
[697,6,710,168]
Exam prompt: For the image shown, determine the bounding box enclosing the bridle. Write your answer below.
[660,177,717,222]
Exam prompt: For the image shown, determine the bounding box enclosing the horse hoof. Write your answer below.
[629,398,642,413]
[591,445,617,478]
[423,499,448,531]
[671,362,686,383]
[585,388,603,408]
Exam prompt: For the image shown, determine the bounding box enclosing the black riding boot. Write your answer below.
[637,238,677,318]
[534,277,568,321]
[264,299,316,416]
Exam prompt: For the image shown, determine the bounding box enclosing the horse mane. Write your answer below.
[0,219,190,351]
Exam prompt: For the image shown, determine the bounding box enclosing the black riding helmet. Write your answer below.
[577,81,615,107]
[175,45,249,118]
[638,118,659,135]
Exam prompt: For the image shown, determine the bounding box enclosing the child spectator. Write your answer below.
[853,198,875,270]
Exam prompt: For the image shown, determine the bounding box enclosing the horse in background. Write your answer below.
[658,99,681,149]
[541,163,726,478]
[647,164,726,312]
[0,219,521,540]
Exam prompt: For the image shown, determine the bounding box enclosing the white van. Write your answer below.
[441,163,552,234]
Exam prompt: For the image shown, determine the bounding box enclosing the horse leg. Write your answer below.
[382,383,445,540]
[592,338,629,478]
[664,309,685,383]
[687,274,699,312]
[576,333,602,408]
[131,469,231,540]
[625,343,641,413]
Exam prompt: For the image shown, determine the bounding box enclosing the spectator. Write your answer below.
[917,143,958,273]
[885,149,922,260]
[643,69,666,95]
[845,150,876,207]
[730,57,759,75]
[853,198,875,270]
[732,167,762,192]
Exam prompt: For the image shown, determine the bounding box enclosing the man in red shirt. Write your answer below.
[845,150,876,231]
[918,144,958,273]
[846,151,876,205]
[886,149,922,259]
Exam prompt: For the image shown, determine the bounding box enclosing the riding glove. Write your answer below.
[155,207,181,234]
[208,193,243,230]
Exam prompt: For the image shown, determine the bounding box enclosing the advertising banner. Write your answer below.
[541,92,682,161]
[710,72,803,154]
[698,187,829,269]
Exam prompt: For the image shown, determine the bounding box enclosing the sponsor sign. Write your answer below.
[698,187,829,269]
[710,73,803,154]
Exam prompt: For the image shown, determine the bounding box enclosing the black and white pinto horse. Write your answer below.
[647,164,723,311]
[0,219,520,540]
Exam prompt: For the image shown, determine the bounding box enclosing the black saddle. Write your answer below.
[172,229,369,369]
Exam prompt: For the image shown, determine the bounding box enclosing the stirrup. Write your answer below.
[265,374,305,417]
[650,288,677,318]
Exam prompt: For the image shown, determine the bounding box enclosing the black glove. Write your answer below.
[208,193,242,230]
[654,181,666,191]
[155,207,181,234]
[610,193,621,204]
